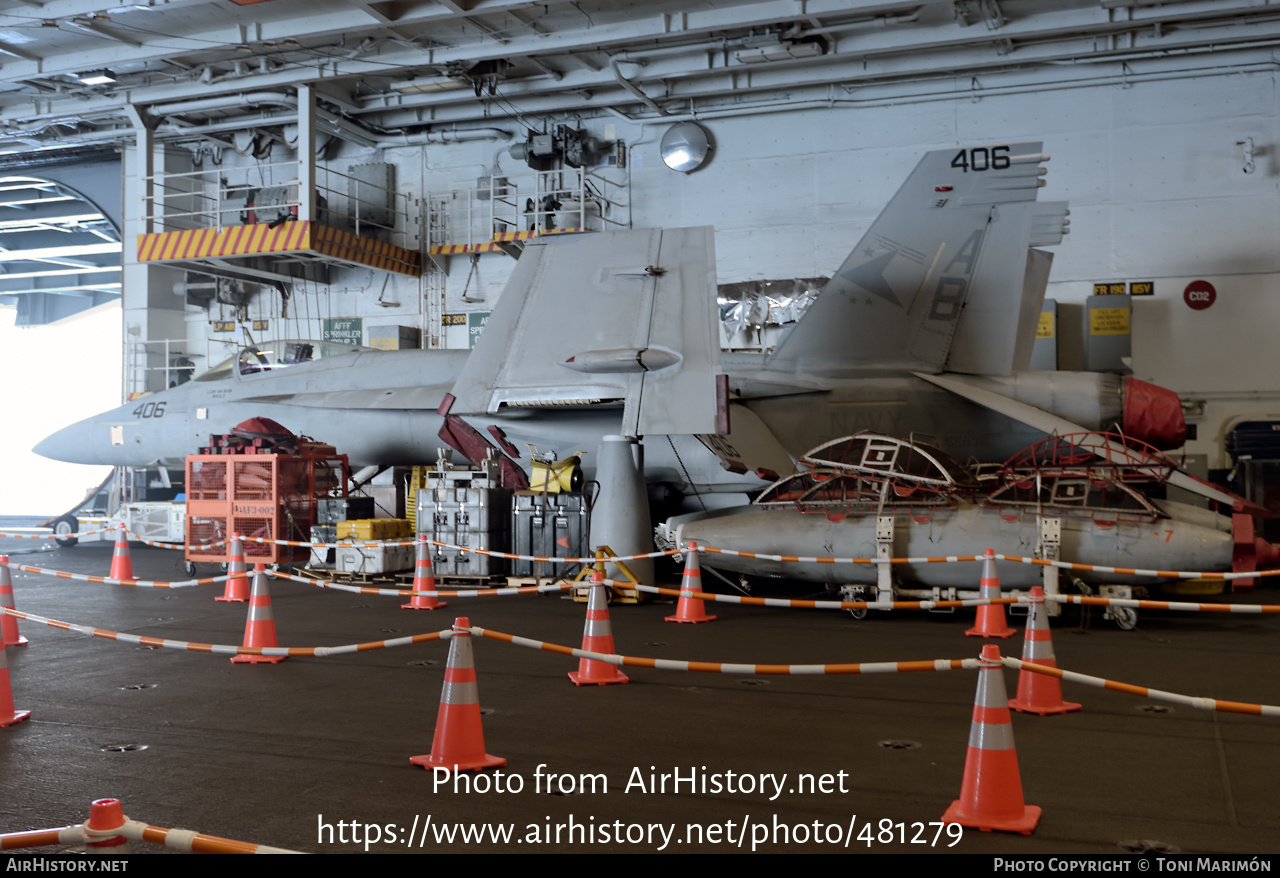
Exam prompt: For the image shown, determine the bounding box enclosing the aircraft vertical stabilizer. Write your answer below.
[768,142,1053,377]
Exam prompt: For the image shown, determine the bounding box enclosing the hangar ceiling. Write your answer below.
[0,0,1276,155]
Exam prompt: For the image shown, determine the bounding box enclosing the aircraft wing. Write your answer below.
[446,227,722,436]
[913,371,1251,511]
[241,386,450,410]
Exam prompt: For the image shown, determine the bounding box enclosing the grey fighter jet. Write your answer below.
[35,141,1192,508]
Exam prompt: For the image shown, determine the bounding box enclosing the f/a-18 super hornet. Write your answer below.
[38,141,1208,520]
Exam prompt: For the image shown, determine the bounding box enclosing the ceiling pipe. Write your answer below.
[609,57,670,116]
[145,90,514,150]
[607,60,1280,125]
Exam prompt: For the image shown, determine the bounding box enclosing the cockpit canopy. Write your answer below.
[194,340,369,382]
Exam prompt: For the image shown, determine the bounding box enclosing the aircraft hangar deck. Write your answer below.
[2,536,1278,856]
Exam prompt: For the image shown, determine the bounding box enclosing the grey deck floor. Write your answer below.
[2,535,1278,855]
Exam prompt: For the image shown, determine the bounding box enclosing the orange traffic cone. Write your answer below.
[0,557,27,647]
[108,524,134,581]
[665,541,716,624]
[403,536,446,610]
[943,644,1041,834]
[569,569,629,686]
[230,564,285,664]
[215,534,250,602]
[411,617,505,773]
[965,549,1015,638]
[0,641,31,727]
[1009,586,1081,716]
[84,798,130,854]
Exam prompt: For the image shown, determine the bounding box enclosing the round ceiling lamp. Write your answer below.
[660,122,714,173]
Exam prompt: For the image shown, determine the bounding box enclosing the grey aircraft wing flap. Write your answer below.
[913,371,1243,509]
[630,226,721,436]
[767,141,1050,377]
[448,226,721,436]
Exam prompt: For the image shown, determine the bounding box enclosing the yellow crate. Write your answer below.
[337,520,378,540]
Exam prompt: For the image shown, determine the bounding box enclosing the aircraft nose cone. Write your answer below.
[33,418,104,464]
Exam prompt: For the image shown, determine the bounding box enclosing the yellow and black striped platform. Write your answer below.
[426,227,586,255]
[137,221,422,276]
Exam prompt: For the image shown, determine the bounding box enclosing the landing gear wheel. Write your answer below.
[840,585,869,619]
[52,515,78,548]
[1112,606,1138,630]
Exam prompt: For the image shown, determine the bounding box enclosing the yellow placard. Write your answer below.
[368,338,397,350]
[1089,307,1130,336]
[1036,312,1055,339]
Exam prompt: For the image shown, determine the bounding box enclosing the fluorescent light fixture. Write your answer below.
[77,70,116,85]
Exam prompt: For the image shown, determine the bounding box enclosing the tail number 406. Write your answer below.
[950,146,1010,172]
[132,401,166,419]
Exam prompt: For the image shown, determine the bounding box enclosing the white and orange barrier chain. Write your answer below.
[4,600,1280,717]
[608,578,1280,615]
[992,551,1280,582]
[1050,594,1280,614]
[233,531,678,564]
[0,528,224,551]
[702,545,1280,583]
[267,567,577,598]
[1006,657,1280,717]
[0,559,231,589]
[0,806,300,854]
[0,605,447,657]
[4,555,1274,617]
[12,523,1277,584]
[472,623,977,675]
[128,534,226,551]
[109,528,1280,584]
[608,578,1020,612]
[0,527,113,541]
[468,625,1280,714]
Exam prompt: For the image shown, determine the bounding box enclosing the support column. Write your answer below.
[297,85,316,223]
[591,435,654,587]
[122,110,189,397]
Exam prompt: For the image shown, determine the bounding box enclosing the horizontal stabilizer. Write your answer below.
[914,371,1246,510]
